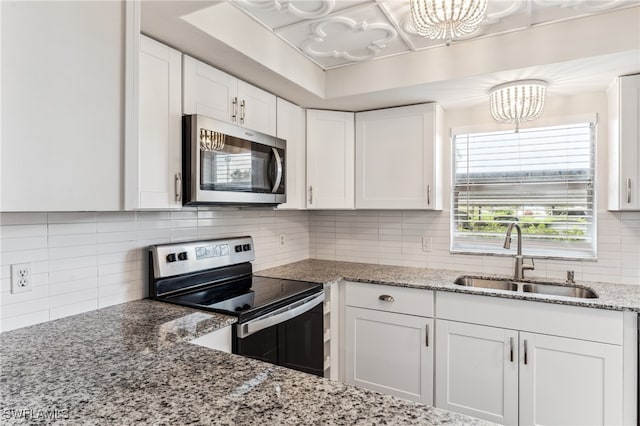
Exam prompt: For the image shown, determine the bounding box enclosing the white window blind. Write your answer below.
[451,122,596,259]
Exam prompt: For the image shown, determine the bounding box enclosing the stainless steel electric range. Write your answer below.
[148,236,324,377]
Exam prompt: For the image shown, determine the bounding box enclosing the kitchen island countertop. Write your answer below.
[0,299,491,425]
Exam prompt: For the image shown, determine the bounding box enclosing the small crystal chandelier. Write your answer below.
[489,80,548,131]
[409,0,488,41]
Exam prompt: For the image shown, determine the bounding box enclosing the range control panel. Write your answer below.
[150,236,254,278]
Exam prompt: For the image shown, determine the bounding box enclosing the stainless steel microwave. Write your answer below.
[182,115,286,206]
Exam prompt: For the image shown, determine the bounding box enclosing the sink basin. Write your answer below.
[453,275,598,299]
[453,276,518,291]
[522,283,597,299]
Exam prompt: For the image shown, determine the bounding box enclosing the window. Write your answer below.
[451,122,596,259]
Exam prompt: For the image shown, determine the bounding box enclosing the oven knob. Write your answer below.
[235,245,243,253]
[166,253,177,263]
[242,244,251,251]
[178,252,188,261]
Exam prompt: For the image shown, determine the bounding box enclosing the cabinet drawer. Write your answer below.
[345,281,434,317]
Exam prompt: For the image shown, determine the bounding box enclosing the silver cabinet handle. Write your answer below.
[240,99,246,124]
[509,337,514,363]
[309,186,313,204]
[427,184,431,205]
[627,178,632,204]
[232,97,238,122]
[425,324,429,347]
[271,148,282,193]
[174,173,182,202]
[378,295,394,302]
[523,339,528,365]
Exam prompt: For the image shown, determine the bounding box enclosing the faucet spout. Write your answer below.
[503,222,533,280]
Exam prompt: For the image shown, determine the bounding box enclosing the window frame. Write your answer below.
[449,114,598,261]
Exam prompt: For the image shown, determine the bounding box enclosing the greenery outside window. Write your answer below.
[451,121,596,259]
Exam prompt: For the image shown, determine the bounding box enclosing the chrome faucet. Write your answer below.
[503,223,535,280]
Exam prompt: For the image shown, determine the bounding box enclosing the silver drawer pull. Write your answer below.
[379,295,394,302]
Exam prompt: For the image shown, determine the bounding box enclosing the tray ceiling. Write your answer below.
[231,0,638,70]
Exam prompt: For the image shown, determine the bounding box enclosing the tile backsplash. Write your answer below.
[309,209,640,286]
[0,209,309,332]
[2,206,638,332]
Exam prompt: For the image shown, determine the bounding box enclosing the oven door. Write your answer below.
[184,114,285,205]
[233,292,324,377]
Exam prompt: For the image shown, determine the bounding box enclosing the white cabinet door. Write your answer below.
[306,110,355,209]
[182,56,276,136]
[182,55,238,123]
[1,1,130,211]
[355,103,443,210]
[238,81,277,136]
[345,306,434,404]
[276,98,306,209]
[126,34,182,210]
[435,320,519,425]
[608,74,640,211]
[519,332,624,426]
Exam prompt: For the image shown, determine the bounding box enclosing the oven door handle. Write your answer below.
[237,292,324,339]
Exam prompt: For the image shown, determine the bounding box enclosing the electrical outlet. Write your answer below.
[11,263,32,293]
[279,233,286,247]
[422,236,432,252]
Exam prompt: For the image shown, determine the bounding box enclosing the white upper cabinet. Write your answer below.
[237,81,277,137]
[355,103,444,210]
[276,98,306,210]
[306,110,355,209]
[183,55,276,136]
[125,35,182,210]
[1,1,131,211]
[608,74,640,211]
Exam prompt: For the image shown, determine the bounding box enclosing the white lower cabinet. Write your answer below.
[519,332,623,426]
[189,326,232,353]
[344,282,434,404]
[435,292,629,425]
[346,307,434,404]
[435,320,518,424]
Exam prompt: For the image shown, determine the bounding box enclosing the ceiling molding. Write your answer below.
[235,0,336,20]
[300,17,398,62]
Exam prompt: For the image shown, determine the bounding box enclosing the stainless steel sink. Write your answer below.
[453,275,598,299]
[453,276,518,291]
[522,283,597,299]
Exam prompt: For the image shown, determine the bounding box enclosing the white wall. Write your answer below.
[0,209,309,332]
[310,91,640,286]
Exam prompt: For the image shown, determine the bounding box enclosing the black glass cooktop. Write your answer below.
[164,275,321,322]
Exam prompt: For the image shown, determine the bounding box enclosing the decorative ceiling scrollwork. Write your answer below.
[231,0,638,69]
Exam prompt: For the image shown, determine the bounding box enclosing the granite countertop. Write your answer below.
[0,299,491,425]
[256,259,640,312]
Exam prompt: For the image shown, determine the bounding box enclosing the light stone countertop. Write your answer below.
[0,299,492,425]
[256,259,640,312]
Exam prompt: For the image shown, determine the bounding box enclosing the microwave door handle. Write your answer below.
[271,147,283,193]
[237,292,324,338]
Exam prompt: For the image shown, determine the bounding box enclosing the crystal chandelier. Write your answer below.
[489,80,548,130]
[409,0,488,41]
